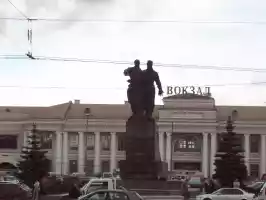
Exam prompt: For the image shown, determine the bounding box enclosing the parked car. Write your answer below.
[244,181,264,195]
[0,181,32,200]
[78,189,142,200]
[196,188,254,200]
[188,176,203,189]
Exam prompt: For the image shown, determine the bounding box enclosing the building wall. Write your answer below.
[0,97,265,179]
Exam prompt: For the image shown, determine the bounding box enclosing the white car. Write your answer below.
[196,188,254,200]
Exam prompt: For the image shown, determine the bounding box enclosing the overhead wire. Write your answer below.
[6,0,34,58]
[0,81,265,91]
[6,0,28,19]
[1,55,266,73]
[2,1,266,92]
[1,17,266,25]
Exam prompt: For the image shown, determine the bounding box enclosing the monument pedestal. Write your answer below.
[119,115,166,180]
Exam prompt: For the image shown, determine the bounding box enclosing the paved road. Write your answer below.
[144,196,196,200]
[144,196,184,200]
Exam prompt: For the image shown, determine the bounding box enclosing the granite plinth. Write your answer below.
[119,115,165,180]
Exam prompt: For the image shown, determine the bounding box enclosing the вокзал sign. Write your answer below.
[166,86,211,96]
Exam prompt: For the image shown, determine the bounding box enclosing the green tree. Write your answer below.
[213,116,247,187]
[16,123,50,187]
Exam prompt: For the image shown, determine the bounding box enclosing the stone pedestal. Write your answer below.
[119,115,166,180]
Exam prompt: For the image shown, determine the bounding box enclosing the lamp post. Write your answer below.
[84,108,91,131]
[227,109,238,125]
[84,108,91,174]
[171,122,174,171]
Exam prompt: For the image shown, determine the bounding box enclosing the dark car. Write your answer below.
[0,181,32,200]
[244,181,265,195]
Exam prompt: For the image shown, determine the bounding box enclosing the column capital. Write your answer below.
[244,133,250,136]
[261,134,266,138]
[78,131,84,135]
[110,132,116,135]
[210,132,217,136]
[56,131,62,135]
[166,132,172,137]
[94,132,100,135]
[158,132,164,136]
[202,132,209,136]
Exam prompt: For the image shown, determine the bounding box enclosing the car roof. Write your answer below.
[0,181,18,184]
[79,189,130,199]
[90,189,126,192]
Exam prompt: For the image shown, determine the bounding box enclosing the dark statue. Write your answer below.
[124,59,163,118]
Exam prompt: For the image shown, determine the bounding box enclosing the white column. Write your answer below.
[210,133,217,177]
[94,132,101,174]
[202,132,209,178]
[110,132,117,173]
[78,132,85,174]
[166,132,172,171]
[23,131,29,147]
[158,132,165,161]
[55,131,62,174]
[260,134,266,177]
[244,133,250,175]
[62,132,69,175]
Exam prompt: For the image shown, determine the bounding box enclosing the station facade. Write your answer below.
[0,95,265,178]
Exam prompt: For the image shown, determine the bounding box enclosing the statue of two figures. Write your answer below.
[124,59,164,119]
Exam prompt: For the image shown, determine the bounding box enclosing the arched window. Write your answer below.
[173,136,200,152]
[188,140,196,149]
[179,139,186,148]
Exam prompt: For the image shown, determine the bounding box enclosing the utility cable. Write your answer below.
[0,81,265,91]
[6,0,28,19]
[6,0,34,58]
[2,17,266,25]
[1,54,266,73]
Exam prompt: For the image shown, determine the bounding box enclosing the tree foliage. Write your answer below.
[213,117,247,187]
[16,123,50,187]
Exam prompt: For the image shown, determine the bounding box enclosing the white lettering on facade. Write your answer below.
[166,86,211,96]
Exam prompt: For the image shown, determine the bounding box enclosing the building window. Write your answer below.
[84,160,94,175]
[117,133,125,151]
[39,132,53,149]
[179,139,186,148]
[188,141,195,149]
[173,162,201,171]
[0,135,17,149]
[250,164,259,178]
[174,136,199,152]
[250,135,259,153]
[102,160,110,173]
[69,160,78,173]
[101,133,110,151]
[69,134,78,150]
[86,133,95,150]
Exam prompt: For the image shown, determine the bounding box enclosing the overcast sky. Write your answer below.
[1,0,266,106]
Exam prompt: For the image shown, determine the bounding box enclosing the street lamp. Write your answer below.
[84,108,91,131]
[84,108,91,175]
[227,110,238,131]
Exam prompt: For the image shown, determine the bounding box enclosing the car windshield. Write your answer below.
[250,182,264,187]
[211,189,222,195]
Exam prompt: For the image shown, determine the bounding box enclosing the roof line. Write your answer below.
[63,101,72,120]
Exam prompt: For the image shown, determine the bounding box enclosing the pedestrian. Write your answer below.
[69,182,81,199]
[181,180,190,200]
[204,178,210,194]
[32,180,40,200]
